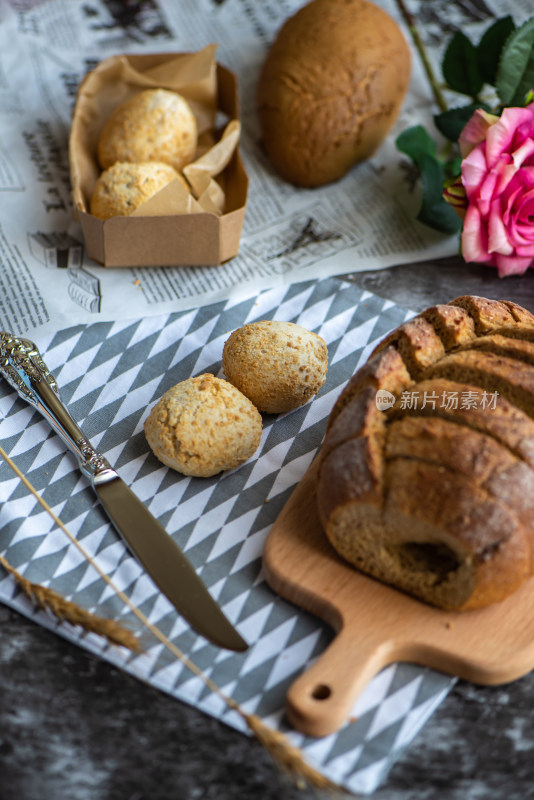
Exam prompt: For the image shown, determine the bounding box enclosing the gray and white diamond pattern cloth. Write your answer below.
[0,278,454,795]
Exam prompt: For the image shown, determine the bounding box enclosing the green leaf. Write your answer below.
[417,153,463,234]
[444,155,462,180]
[477,16,515,85]
[443,31,484,97]
[496,18,534,105]
[434,102,490,143]
[396,128,463,234]
[395,125,436,164]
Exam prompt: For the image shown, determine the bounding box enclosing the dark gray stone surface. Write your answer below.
[2,255,534,799]
[345,256,534,314]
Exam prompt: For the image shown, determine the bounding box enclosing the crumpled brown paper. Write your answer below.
[70,45,241,218]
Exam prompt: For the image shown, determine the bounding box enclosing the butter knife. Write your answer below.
[0,332,248,652]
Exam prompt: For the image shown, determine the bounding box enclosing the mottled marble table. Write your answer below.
[1,255,533,800]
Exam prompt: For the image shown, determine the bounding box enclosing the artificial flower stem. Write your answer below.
[394,0,448,113]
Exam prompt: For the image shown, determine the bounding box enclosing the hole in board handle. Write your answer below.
[311,683,332,701]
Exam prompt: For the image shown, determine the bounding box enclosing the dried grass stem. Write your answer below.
[0,553,140,652]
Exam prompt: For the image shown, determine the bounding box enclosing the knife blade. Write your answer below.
[0,332,248,652]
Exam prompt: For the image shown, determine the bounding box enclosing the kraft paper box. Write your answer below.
[69,47,248,267]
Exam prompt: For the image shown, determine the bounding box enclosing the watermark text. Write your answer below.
[375,388,499,411]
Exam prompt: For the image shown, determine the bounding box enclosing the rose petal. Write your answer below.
[502,182,524,226]
[493,253,533,277]
[488,199,513,255]
[513,137,534,167]
[515,244,534,257]
[486,107,534,167]
[461,146,488,197]
[459,108,500,157]
[515,232,534,248]
[511,189,534,248]
[494,162,517,196]
[515,187,534,218]
[477,168,501,217]
[505,184,534,226]
[461,205,491,262]
[515,166,534,188]
[511,229,534,250]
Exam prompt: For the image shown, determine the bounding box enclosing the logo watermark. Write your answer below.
[375,389,396,410]
[375,388,499,411]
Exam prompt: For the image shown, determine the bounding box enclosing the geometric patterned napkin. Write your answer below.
[0,277,453,795]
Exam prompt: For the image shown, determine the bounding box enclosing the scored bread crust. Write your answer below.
[316,295,534,611]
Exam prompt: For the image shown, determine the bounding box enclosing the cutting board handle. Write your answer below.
[286,624,401,737]
[266,459,534,738]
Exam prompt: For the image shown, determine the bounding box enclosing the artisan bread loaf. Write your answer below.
[257,0,410,186]
[144,374,262,477]
[97,88,197,172]
[317,295,534,610]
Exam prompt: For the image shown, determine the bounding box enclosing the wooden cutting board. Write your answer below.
[263,457,534,737]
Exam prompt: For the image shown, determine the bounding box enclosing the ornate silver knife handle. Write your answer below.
[0,332,116,484]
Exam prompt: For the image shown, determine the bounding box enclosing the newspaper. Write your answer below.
[0,0,527,337]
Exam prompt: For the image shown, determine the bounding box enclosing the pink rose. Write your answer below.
[459,104,534,277]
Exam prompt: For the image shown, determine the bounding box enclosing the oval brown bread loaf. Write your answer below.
[144,374,262,478]
[257,0,411,187]
[90,161,186,220]
[97,88,197,172]
[316,295,534,611]
[222,320,328,413]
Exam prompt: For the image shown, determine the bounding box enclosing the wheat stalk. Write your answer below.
[0,443,343,794]
[0,552,141,652]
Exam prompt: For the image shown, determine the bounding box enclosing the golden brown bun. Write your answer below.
[222,320,328,413]
[144,374,262,478]
[90,161,185,219]
[97,88,197,171]
[317,296,534,611]
[257,0,411,187]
